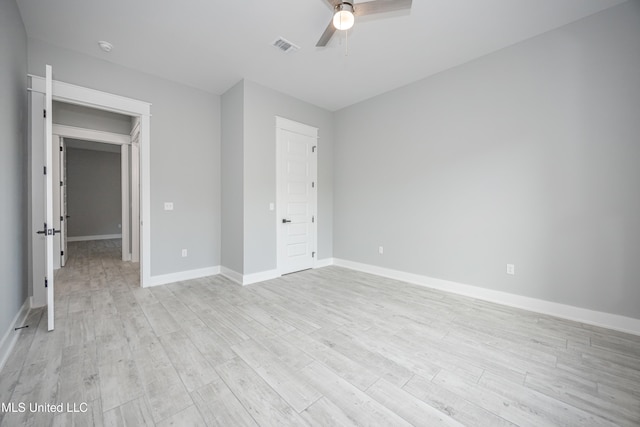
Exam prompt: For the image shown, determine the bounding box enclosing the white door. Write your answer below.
[30,90,46,310]
[276,117,318,275]
[44,65,55,331]
[60,138,68,267]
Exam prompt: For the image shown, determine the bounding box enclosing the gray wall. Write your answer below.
[221,81,244,273]
[53,101,132,134]
[220,79,334,275]
[0,0,28,342]
[243,80,334,275]
[333,2,640,319]
[66,148,122,238]
[28,39,221,276]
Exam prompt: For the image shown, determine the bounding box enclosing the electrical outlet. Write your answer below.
[164,202,174,211]
[379,246,384,255]
[506,264,515,275]
[182,249,188,258]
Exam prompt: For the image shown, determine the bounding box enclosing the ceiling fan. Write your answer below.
[316,0,413,47]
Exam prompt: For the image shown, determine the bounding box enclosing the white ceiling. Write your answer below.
[17,0,625,111]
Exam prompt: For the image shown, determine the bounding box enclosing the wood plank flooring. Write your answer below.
[1,239,639,426]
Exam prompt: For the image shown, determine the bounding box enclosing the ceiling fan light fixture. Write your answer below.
[333,3,355,31]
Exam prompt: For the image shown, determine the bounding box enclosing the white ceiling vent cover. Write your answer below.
[272,37,300,53]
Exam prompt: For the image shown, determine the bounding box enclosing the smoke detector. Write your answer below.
[98,41,113,53]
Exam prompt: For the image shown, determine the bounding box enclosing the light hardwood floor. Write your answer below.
[1,240,639,426]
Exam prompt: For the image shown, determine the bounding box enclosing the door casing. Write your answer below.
[29,74,152,290]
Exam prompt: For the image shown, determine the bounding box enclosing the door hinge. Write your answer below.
[312,215,315,223]
[60,146,63,152]
[311,182,315,188]
[43,166,47,175]
[61,250,64,256]
[43,109,47,118]
[312,146,317,153]
[60,215,64,222]
[60,181,63,187]
[312,251,316,258]
[44,278,48,288]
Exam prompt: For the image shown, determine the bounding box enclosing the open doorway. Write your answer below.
[64,141,124,254]
[51,101,140,268]
[56,138,140,294]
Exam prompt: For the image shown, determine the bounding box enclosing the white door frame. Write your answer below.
[52,124,135,262]
[29,75,152,287]
[121,144,130,261]
[59,137,67,267]
[275,116,318,275]
[51,134,62,270]
[130,119,141,263]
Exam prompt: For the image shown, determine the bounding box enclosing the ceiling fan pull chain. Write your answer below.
[345,29,349,56]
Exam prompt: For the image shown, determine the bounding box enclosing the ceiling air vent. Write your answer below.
[272,37,300,53]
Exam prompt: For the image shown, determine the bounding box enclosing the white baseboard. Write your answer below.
[221,260,334,286]
[244,269,280,285]
[315,258,335,268]
[30,295,45,309]
[68,234,122,242]
[220,267,243,285]
[332,258,640,336]
[220,266,280,286]
[0,299,31,372]
[145,266,221,288]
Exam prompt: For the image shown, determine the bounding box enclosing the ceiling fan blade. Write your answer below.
[354,0,412,16]
[316,20,337,47]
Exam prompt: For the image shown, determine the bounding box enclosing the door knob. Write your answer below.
[36,223,60,236]
[282,219,292,224]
